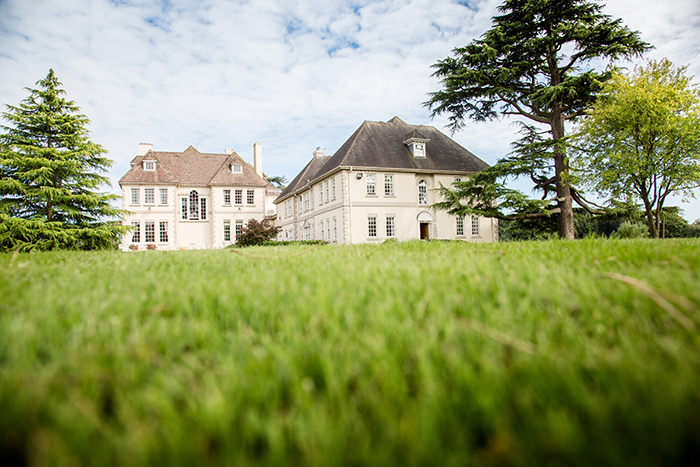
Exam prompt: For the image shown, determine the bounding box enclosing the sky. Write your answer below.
[1,0,700,221]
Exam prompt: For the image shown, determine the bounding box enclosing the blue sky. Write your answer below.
[1,0,699,221]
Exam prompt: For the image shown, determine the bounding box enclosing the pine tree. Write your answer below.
[0,69,128,251]
[426,0,650,239]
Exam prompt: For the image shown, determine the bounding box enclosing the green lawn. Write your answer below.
[1,239,699,466]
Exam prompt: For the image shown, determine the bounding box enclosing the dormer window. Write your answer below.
[143,161,155,171]
[403,133,430,159]
[414,143,425,158]
[232,164,243,174]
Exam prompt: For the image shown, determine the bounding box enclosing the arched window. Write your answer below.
[189,190,200,220]
[181,190,207,221]
[418,180,427,205]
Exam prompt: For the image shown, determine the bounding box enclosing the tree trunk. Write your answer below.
[552,107,575,240]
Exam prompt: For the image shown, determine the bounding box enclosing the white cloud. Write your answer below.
[1,0,699,221]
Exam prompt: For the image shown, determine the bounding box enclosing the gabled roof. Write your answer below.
[119,146,270,187]
[277,155,331,199]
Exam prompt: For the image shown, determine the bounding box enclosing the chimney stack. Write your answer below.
[138,143,153,156]
[313,147,324,157]
[225,148,235,155]
[253,142,262,177]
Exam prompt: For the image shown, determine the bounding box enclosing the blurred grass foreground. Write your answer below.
[1,238,699,466]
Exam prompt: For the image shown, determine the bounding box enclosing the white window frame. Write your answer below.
[471,216,480,236]
[224,220,231,242]
[235,219,243,238]
[418,180,428,205]
[333,217,337,241]
[181,190,207,221]
[144,188,154,205]
[235,189,243,205]
[368,215,377,238]
[143,161,155,171]
[386,215,395,237]
[131,221,140,243]
[247,189,254,205]
[159,221,168,243]
[159,188,168,205]
[131,188,140,205]
[232,164,243,174]
[366,174,376,195]
[144,221,155,243]
[223,189,231,205]
[384,175,394,196]
[456,216,465,237]
[319,185,324,205]
[331,178,336,200]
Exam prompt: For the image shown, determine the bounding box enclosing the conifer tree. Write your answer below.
[0,69,128,251]
[426,0,650,239]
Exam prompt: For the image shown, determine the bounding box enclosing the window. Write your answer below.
[472,216,480,236]
[145,222,155,243]
[319,185,324,204]
[181,190,206,220]
[366,174,376,195]
[235,219,243,238]
[131,188,139,205]
[224,220,231,241]
[368,216,377,238]
[333,218,337,241]
[159,221,168,242]
[321,221,325,240]
[224,189,231,205]
[331,178,336,199]
[386,215,395,237]
[247,190,254,205]
[143,161,155,171]
[384,175,394,196]
[232,164,243,173]
[325,182,329,203]
[189,191,199,220]
[160,188,168,205]
[456,216,465,236]
[235,189,243,205]
[414,143,425,158]
[418,180,427,205]
[144,188,154,204]
[303,192,309,212]
[131,221,140,242]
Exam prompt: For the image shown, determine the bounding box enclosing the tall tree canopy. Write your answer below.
[0,69,128,251]
[426,0,649,239]
[573,59,700,238]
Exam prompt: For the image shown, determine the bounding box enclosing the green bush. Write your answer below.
[612,221,650,238]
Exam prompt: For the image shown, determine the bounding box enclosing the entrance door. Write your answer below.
[420,222,430,240]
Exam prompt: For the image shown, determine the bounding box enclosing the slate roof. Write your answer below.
[277,155,331,199]
[277,117,489,201]
[119,145,270,188]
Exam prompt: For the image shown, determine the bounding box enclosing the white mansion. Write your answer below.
[275,117,498,243]
[118,143,280,250]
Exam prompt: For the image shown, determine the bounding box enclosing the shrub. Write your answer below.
[146,244,157,250]
[236,218,281,247]
[128,244,139,251]
[612,221,650,239]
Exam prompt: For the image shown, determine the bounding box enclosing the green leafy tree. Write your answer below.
[267,175,288,190]
[236,218,281,247]
[426,0,649,239]
[572,59,700,238]
[0,69,128,251]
